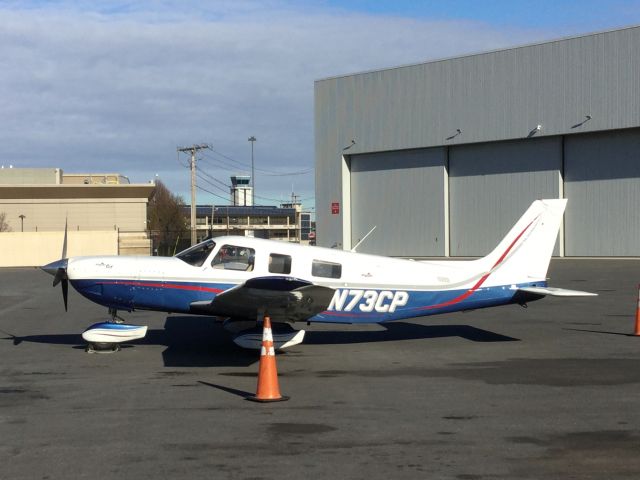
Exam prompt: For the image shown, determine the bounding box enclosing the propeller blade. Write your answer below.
[42,219,70,312]
[53,267,66,287]
[61,218,68,259]
[62,277,68,312]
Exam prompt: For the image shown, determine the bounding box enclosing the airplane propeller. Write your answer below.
[42,219,69,311]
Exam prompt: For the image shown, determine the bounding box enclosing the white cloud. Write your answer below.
[0,2,548,206]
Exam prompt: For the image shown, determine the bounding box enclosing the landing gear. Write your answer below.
[109,307,126,323]
[85,342,120,354]
[81,308,148,353]
[222,318,306,350]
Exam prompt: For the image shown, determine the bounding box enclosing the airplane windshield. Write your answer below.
[175,239,216,267]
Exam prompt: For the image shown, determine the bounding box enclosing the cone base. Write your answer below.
[246,395,290,403]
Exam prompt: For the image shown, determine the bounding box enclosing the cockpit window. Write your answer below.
[175,239,216,267]
[212,245,255,271]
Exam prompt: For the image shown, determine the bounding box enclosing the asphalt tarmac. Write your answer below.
[1,260,639,479]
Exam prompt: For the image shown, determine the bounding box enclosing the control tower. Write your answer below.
[230,175,253,206]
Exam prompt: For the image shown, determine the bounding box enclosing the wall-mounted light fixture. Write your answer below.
[571,115,592,129]
[342,139,356,151]
[527,124,542,138]
[446,129,462,140]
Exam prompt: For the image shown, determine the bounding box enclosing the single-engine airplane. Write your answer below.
[42,199,594,351]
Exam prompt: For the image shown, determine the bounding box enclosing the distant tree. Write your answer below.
[0,212,11,232]
[147,181,188,256]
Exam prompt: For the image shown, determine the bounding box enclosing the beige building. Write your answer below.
[0,168,155,266]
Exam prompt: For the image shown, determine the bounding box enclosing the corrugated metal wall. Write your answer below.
[449,137,562,256]
[315,26,640,256]
[350,148,446,256]
[564,128,640,256]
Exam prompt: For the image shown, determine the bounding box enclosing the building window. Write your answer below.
[312,260,342,279]
[269,253,291,274]
[212,245,255,271]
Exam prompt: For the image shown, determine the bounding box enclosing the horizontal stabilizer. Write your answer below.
[518,286,597,297]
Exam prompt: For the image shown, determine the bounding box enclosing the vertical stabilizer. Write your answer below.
[474,199,566,287]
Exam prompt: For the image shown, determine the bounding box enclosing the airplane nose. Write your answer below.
[41,258,68,277]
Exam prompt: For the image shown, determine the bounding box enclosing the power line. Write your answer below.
[197,164,271,204]
[202,147,312,177]
[196,165,232,188]
[262,169,313,177]
[197,161,315,206]
[195,184,233,203]
[199,151,248,173]
[196,172,231,196]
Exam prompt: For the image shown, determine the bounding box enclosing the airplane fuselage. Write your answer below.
[65,235,546,324]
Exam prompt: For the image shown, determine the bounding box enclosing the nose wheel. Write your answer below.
[85,342,121,354]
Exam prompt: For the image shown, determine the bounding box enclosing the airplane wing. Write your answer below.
[517,286,598,297]
[190,276,335,322]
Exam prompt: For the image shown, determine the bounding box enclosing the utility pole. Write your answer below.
[177,144,209,246]
[248,136,256,206]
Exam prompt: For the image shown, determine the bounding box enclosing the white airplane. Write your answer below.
[42,199,594,351]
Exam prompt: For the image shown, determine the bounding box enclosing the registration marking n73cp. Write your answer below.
[328,289,409,313]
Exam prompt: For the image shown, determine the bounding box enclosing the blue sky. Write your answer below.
[322,0,640,29]
[1,1,639,211]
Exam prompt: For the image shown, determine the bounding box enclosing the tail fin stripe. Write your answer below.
[489,217,539,270]
[419,217,538,311]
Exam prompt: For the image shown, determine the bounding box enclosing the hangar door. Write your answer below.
[449,137,562,256]
[350,148,446,256]
[564,128,640,256]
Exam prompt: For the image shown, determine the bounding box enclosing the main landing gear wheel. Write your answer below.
[85,342,121,354]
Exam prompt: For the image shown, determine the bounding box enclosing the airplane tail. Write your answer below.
[473,199,566,287]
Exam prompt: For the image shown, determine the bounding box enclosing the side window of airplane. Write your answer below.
[312,259,342,279]
[268,253,291,274]
[211,245,255,271]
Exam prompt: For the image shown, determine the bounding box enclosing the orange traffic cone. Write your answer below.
[247,316,289,402]
[634,285,640,336]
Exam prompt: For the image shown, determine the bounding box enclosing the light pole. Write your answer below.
[18,214,25,232]
[248,136,256,205]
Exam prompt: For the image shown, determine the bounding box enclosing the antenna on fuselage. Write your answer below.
[351,226,377,253]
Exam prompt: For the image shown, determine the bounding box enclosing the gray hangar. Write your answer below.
[315,26,640,257]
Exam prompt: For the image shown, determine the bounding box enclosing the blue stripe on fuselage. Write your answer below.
[311,282,546,323]
[71,279,235,313]
[70,278,546,322]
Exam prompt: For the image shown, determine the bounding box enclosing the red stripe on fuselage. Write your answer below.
[419,216,538,311]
